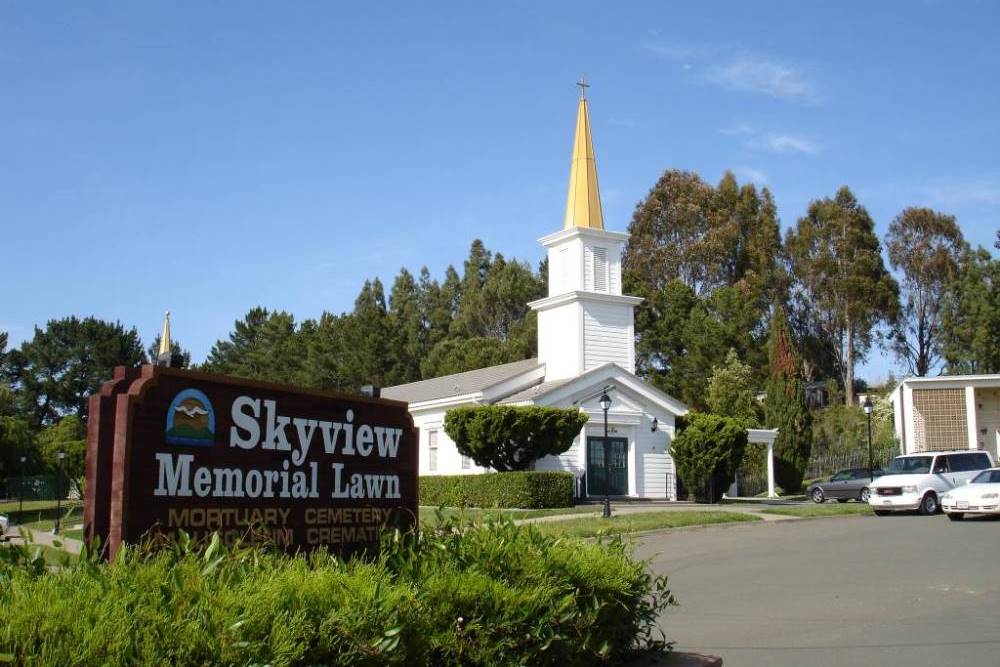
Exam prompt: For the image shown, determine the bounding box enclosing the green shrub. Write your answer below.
[671,412,748,502]
[419,471,574,508]
[444,406,588,471]
[0,519,675,666]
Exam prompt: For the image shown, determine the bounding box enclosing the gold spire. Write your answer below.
[563,78,604,230]
[157,311,171,364]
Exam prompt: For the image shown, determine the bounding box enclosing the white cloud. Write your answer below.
[720,125,819,155]
[642,37,818,104]
[744,132,818,155]
[926,179,1000,206]
[640,38,702,62]
[707,57,815,102]
[733,167,769,185]
[719,123,754,137]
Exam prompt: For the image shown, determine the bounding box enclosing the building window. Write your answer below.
[428,429,438,471]
[461,454,472,470]
[913,389,967,451]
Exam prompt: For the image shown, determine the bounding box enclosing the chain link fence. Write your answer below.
[2,474,73,502]
[732,447,901,497]
[804,448,898,481]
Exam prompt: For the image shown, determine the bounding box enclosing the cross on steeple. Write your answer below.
[577,77,589,99]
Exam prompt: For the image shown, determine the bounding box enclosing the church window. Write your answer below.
[461,454,472,470]
[428,429,439,471]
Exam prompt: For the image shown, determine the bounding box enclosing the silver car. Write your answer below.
[808,468,880,503]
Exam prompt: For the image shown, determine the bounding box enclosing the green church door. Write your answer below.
[587,437,628,496]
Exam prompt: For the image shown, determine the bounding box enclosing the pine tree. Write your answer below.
[763,308,812,493]
[4,316,146,426]
[387,268,427,385]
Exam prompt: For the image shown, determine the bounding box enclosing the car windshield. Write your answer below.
[887,456,933,474]
[971,469,1000,484]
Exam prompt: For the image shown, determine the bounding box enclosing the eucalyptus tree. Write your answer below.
[885,207,964,376]
[786,187,899,406]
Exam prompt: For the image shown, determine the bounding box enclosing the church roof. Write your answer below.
[563,81,604,230]
[499,378,574,404]
[381,358,542,404]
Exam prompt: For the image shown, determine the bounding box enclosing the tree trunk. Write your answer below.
[844,322,855,407]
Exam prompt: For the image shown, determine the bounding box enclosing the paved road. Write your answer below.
[635,514,1000,667]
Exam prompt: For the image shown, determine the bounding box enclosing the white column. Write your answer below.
[966,386,979,450]
[892,389,905,448]
[902,384,915,454]
[767,440,776,498]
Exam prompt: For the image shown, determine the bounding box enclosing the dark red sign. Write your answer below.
[85,365,417,559]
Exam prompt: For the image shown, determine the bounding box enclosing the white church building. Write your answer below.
[383,88,689,500]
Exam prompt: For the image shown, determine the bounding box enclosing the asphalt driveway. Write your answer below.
[635,513,1000,667]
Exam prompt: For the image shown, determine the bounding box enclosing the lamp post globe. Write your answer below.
[599,393,612,518]
[862,397,874,482]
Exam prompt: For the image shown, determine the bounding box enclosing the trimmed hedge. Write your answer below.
[0,519,675,666]
[419,471,574,509]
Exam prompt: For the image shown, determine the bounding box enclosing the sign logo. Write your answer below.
[165,389,215,446]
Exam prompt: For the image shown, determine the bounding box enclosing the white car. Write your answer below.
[0,513,8,541]
[869,450,995,516]
[941,468,1000,521]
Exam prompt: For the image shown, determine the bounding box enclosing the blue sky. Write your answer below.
[2,1,998,382]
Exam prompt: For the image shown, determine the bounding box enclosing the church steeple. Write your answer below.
[156,311,172,366]
[563,79,604,230]
[530,81,642,381]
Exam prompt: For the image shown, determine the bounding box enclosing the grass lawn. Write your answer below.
[760,503,874,518]
[530,510,760,538]
[418,505,597,527]
[3,501,83,534]
[0,499,77,514]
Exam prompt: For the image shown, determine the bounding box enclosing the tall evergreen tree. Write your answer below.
[705,349,759,425]
[763,308,812,493]
[340,279,391,390]
[625,169,784,401]
[387,268,428,385]
[3,317,146,426]
[204,308,305,384]
[940,245,1000,373]
[302,312,352,390]
[786,187,899,405]
[885,207,964,376]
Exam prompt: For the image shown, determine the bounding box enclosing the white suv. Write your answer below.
[869,450,995,516]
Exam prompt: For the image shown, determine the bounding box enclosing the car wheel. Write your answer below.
[811,488,825,503]
[947,512,964,521]
[874,510,890,516]
[919,492,938,515]
[860,487,871,503]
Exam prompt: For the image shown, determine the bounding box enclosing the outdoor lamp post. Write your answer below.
[863,396,874,482]
[18,454,27,523]
[599,392,612,519]
[54,450,66,535]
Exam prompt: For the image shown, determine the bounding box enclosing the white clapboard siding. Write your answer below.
[636,417,675,499]
[583,301,632,371]
[534,433,585,476]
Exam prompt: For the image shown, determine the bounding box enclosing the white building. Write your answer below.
[889,375,1000,458]
[382,88,689,499]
